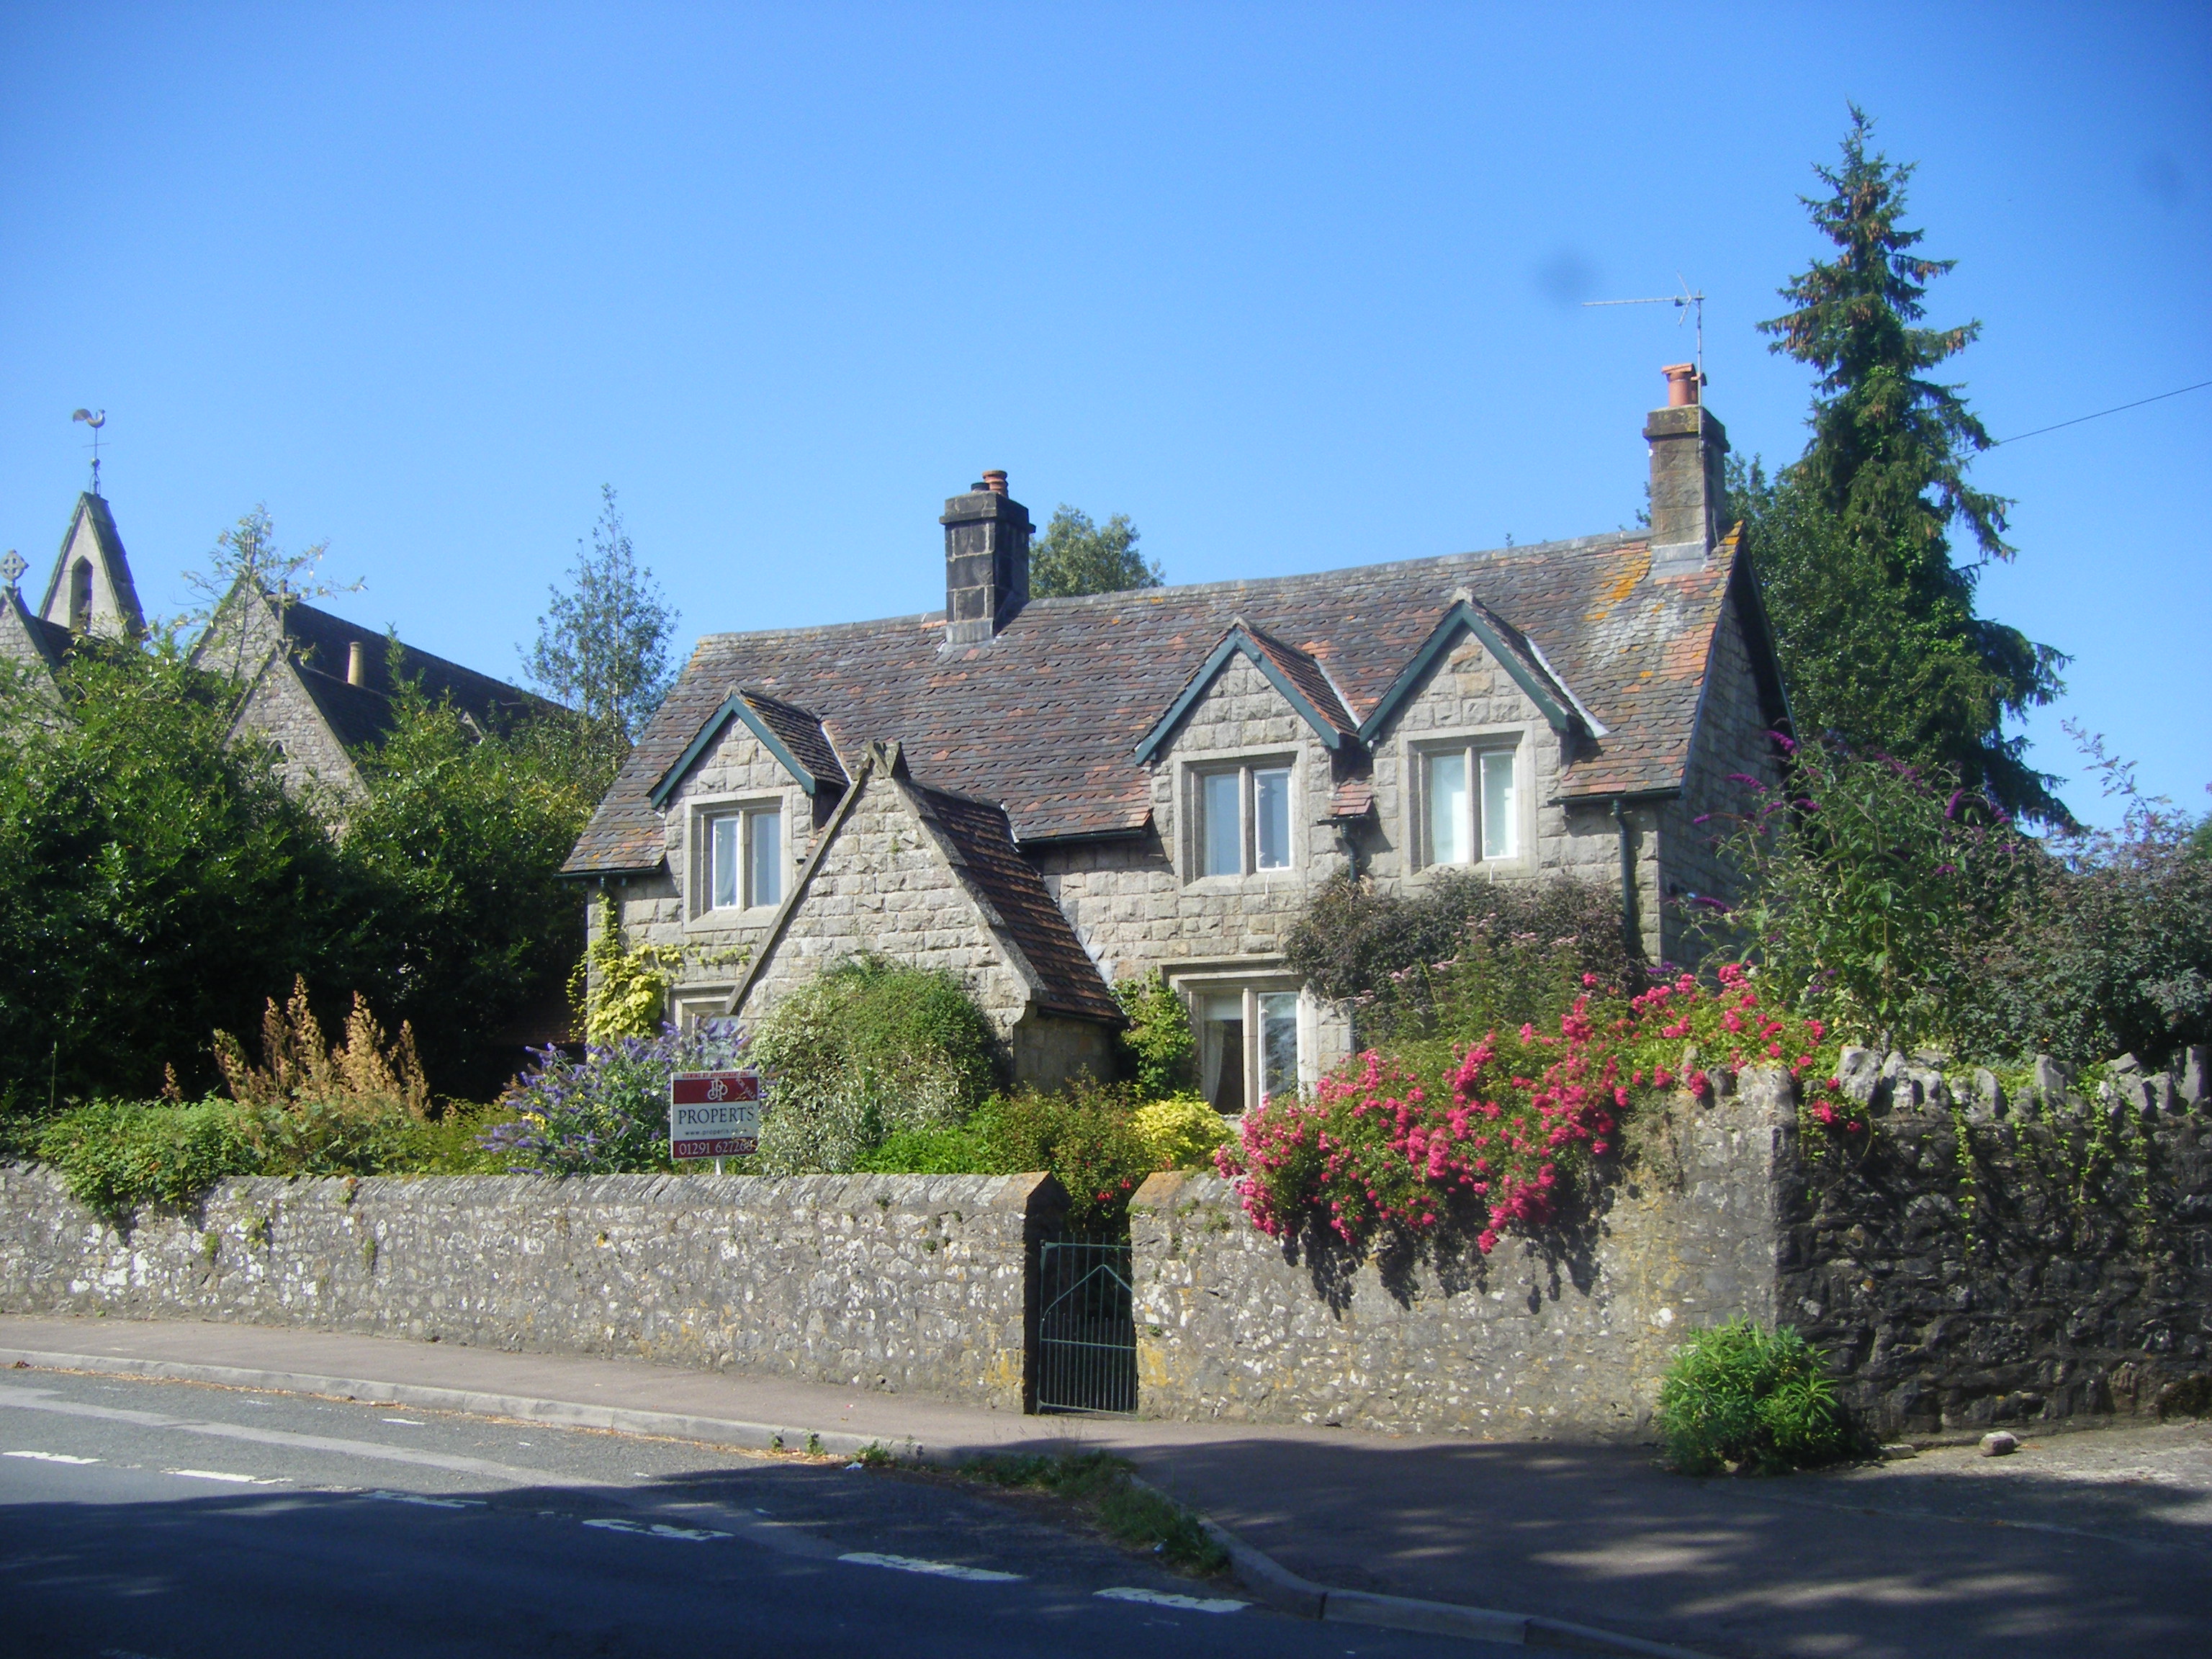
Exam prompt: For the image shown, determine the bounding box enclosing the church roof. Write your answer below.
[276,599,559,752]
[37,493,145,637]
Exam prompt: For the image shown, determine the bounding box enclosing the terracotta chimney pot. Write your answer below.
[1662,363,1701,408]
[981,469,1008,495]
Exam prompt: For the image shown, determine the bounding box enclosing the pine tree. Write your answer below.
[1757,109,2068,824]
[523,486,678,773]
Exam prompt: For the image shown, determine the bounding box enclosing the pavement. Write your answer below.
[4,1313,2208,1658]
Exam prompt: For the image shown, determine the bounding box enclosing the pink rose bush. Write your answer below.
[1216,963,1856,1255]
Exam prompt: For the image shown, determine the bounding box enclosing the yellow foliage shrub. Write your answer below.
[1131,1093,1229,1171]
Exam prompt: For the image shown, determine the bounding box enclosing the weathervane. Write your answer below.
[1,549,24,595]
[71,408,106,495]
[1583,277,1707,385]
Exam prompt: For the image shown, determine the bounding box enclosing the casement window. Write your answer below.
[1194,762,1294,878]
[703,803,783,912]
[1195,986,1303,1115]
[1421,742,1519,868]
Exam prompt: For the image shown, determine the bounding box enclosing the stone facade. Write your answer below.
[1653,584,1784,964]
[0,1166,1064,1411]
[1128,1073,1794,1437]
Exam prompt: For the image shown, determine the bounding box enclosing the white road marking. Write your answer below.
[584,1517,732,1542]
[381,1418,425,1426]
[838,1550,1023,1583]
[363,1489,485,1509]
[5,1449,100,1465]
[167,1468,287,1485]
[1095,1586,1247,1614]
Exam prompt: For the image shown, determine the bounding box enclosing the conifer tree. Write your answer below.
[1755,109,2068,824]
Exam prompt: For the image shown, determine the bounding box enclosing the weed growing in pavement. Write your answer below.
[955,1449,1228,1575]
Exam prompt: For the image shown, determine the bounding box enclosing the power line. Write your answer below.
[1992,378,2212,446]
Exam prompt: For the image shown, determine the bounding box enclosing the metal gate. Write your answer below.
[1033,1236,1138,1414]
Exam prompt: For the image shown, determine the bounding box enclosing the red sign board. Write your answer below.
[670,1070,761,1160]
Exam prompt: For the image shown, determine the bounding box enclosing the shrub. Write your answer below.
[1954,742,2212,1065]
[749,956,1000,1174]
[973,1082,1154,1231]
[1219,966,1850,1256]
[490,1023,742,1176]
[1696,736,2026,1048]
[1286,872,1635,1044]
[215,977,431,1120]
[1130,1094,1228,1170]
[1655,1318,1855,1475]
[853,1123,993,1174]
[36,1098,258,1217]
[1114,970,1195,1095]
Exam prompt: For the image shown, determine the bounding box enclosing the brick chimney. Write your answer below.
[940,471,1033,646]
[1643,364,1729,570]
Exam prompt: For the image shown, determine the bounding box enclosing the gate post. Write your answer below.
[1017,1173,1069,1414]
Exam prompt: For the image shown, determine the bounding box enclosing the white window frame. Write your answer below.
[1413,735,1525,871]
[1176,974,1311,1117]
[688,794,787,920]
[1185,755,1298,881]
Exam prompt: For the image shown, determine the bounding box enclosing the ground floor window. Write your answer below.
[1195,985,1305,1115]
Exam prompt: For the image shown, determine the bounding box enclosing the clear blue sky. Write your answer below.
[4,4,2206,827]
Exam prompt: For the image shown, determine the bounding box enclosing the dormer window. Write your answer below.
[1195,761,1293,878]
[1420,742,1519,868]
[703,803,782,912]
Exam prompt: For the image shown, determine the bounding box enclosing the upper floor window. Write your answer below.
[705,803,782,912]
[1195,762,1292,878]
[1422,743,1518,867]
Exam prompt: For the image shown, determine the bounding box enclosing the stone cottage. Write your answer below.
[564,368,1791,1106]
[3,487,553,801]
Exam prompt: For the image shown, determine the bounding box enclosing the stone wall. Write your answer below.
[1655,581,1781,965]
[1128,1074,1794,1437]
[1779,1093,2212,1438]
[0,1166,1063,1411]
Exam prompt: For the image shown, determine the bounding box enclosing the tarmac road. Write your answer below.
[0,1369,1482,1659]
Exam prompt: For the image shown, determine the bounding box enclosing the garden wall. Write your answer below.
[1779,1094,2212,1438]
[1130,1069,2212,1440]
[0,1166,1063,1411]
[1128,1074,1797,1438]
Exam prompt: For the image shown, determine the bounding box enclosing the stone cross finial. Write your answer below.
[0,549,24,593]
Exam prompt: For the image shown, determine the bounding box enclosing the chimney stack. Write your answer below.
[941,471,1033,647]
[1644,364,1728,569]
[346,639,368,687]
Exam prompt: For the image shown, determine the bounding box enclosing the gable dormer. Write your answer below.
[38,493,144,640]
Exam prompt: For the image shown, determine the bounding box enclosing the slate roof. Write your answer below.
[279,600,559,752]
[4,587,73,670]
[567,526,1765,876]
[739,688,848,791]
[905,778,1123,1023]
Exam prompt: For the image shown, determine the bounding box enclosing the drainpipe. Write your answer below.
[1611,800,1642,963]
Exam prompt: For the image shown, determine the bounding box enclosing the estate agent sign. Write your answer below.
[669,1070,760,1161]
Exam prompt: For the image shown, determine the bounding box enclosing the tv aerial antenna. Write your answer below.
[71,408,107,495]
[1583,277,1706,385]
